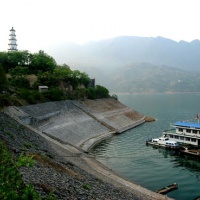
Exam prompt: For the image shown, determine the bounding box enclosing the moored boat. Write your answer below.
[180,146,200,157]
[163,117,200,147]
[146,136,180,149]
[156,183,178,194]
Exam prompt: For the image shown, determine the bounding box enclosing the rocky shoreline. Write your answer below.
[0,99,172,199]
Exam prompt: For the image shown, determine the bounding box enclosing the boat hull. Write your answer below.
[156,183,178,194]
[146,139,180,149]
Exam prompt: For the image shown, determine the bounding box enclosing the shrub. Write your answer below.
[18,89,43,104]
[9,76,30,89]
[42,87,63,101]
[95,85,109,98]
[86,87,96,99]
[0,64,8,91]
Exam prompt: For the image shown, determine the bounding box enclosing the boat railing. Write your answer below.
[163,128,176,133]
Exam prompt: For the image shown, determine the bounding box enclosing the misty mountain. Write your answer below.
[47,36,200,93]
[48,36,200,71]
[108,62,200,93]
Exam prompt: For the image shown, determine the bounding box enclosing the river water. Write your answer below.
[90,94,200,200]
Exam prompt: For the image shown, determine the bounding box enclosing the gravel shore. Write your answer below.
[0,99,173,200]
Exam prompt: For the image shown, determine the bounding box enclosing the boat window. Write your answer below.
[185,137,190,141]
[191,138,196,142]
[180,136,184,140]
[178,128,183,132]
[193,130,197,134]
[175,135,179,139]
[170,135,173,138]
[186,129,191,133]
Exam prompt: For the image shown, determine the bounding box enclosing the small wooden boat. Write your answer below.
[156,183,178,194]
[180,146,200,157]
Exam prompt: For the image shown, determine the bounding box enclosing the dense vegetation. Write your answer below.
[0,50,110,108]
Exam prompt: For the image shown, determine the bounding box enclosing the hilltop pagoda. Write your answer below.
[8,27,18,51]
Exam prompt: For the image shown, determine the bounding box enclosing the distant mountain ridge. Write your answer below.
[47,36,200,93]
[49,36,200,71]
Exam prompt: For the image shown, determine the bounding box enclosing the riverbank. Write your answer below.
[0,98,172,199]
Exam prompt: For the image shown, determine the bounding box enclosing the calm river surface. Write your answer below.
[90,94,200,200]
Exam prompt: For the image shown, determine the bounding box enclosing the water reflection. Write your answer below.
[149,146,200,172]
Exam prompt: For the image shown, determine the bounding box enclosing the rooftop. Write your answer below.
[174,121,200,129]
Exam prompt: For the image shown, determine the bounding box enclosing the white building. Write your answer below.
[8,27,18,51]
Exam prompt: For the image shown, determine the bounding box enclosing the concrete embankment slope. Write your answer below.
[3,99,172,199]
[6,98,146,152]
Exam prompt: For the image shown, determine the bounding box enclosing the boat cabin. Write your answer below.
[153,137,169,144]
[164,121,200,146]
[165,141,179,148]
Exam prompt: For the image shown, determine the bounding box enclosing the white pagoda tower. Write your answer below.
[8,27,18,51]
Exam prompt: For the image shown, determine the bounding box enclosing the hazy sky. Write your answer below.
[1,0,200,52]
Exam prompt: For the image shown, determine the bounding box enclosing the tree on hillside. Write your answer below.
[95,85,109,98]
[8,65,30,89]
[0,64,8,91]
[70,70,90,89]
[9,66,29,76]
[0,51,31,73]
[30,50,57,73]
[53,66,72,81]
[0,52,8,71]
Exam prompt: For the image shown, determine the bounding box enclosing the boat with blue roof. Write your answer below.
[163,121,200,146]
[147,115,200,150]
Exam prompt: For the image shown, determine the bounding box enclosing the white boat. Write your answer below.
[163,121,200,147]
[146,136,180,149]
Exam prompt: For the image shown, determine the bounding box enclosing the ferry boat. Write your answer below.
[163,121,200,147]
[146,136,180,149]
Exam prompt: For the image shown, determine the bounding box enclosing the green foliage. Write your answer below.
[0,139,56,200]
[82,183,91,190]
[0,64,8,91]
[18,89,43,103]
[9,66,29,76]
[16,153,36,168]
[0,49,110,106]
[95,85,109,98]
[0,52,8,71]
[53,65,72,81]
[4,51,31,72]
[0,50,56,74]
[86,87,96,99]
[0,94,22,108]
[42,87,64,101]
[9,76,30,89]
[34,71,59,88]
[30,50,57,74]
